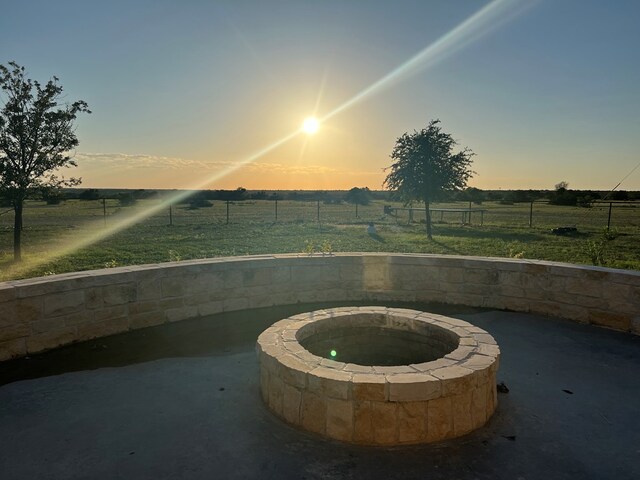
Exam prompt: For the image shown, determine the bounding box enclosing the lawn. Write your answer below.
[0,198,638,280]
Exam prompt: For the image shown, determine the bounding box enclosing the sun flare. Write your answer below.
[301,116,320,135]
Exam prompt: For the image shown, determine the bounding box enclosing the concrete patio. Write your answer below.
[1,302,638,479]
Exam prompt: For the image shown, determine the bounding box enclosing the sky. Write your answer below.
[1,0,639,191]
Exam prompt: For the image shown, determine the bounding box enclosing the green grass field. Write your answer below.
[0,198,638,280]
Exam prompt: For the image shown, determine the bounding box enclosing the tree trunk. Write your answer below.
[424,199,433,240]
[13,201,23,262]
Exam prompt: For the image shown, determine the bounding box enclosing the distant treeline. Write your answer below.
[453,187,640,206]
[60,187,390,205]
[4,186,635,208]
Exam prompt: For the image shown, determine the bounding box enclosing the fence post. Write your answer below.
[169,204,173,226]
[102,198,107,226]
[529,201,533,228]
[226,200,230,225]
[275,199,278,221]
[317,200,320,223]
[355,203,358,218]
[607,202,613,229]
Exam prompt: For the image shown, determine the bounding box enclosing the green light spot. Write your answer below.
[330,350,337,358]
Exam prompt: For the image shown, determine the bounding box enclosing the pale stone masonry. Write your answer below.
[256,307,499,445]
[0,254,639,361]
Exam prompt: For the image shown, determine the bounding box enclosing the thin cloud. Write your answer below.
[74,152,212,170]
[75,152,377,177]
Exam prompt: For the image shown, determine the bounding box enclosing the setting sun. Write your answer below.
[301,116,320,135]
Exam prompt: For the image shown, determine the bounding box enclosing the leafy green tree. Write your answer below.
[40,186,64,205]
[344,187,372,205]
[116,192,136,206]
[384,119,475,239]
[78,188,101,200]
[610,190,629,201]
[457,186,484,204]
[0,62,90,261]
[186,191,212,209]
[344,187,372,218]
[504,190,537,203]
[549,181,577,206]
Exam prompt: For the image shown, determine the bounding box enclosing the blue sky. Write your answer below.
[1,0,639,190]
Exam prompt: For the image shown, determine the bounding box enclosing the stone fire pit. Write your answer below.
[256,307,500,445]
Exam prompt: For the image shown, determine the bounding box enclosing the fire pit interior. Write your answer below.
[299,316,459,366]
[257,307,500,445]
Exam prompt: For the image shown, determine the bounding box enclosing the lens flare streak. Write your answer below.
[321,0,529,122]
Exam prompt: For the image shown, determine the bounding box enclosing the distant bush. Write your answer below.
[549,190,577,206]
[577,195,596,208]
[456,187,485,204]
[344,187,372,206]
[249,190,268,200]
[548,182,577,206]
[45,195,63,205]
[188,197,212,209]
[610,190,629,201]
[209,187,247,201]
[79,189,101,201]
[117,192,136,206]
[628,191,640,201]
[286,190,327,202]
[505,190,537,203]
[41,187,64,205]
[132,189,157,200]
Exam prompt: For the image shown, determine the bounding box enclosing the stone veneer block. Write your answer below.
[325,398,354,442]
[307,368,352,400]
[301,392,326,435]
[426,396,454,442]
[352,374,386,402]
[0,323,30,342]
[471,384,488,429]
[282,384,302,425]
[372,401,398,445]
[353,401,374,443]
[398,402,427,443]
[267,375,284,417]
[27,326,78,354]
[452,390,474,436]
[279,355,311,389]
[0,338,27,361]
[387,374,442,402]
[44,290,85,317]
[260,368,270,403]
[431,366,478,396]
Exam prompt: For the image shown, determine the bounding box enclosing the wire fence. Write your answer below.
[387,201,638,232]
[0,199,638,233]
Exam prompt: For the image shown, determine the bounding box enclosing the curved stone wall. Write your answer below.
[0,254,638,361]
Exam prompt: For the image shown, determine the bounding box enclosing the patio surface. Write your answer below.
[1,302,638,480]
